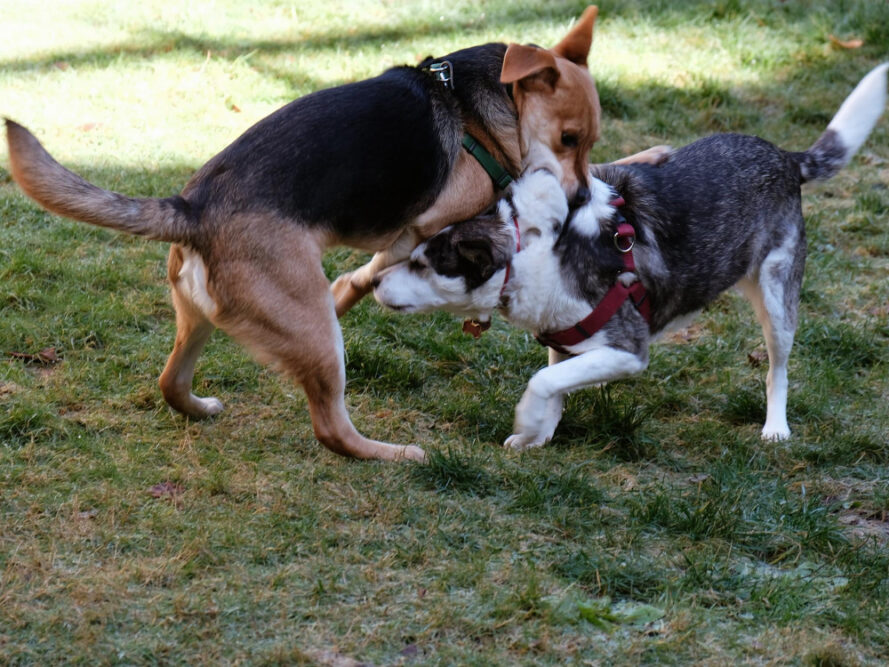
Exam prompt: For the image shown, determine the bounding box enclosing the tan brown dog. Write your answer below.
[329,6,607,316]
[6,7,663,462]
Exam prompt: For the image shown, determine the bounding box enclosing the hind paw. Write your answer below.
[187,396,224,419]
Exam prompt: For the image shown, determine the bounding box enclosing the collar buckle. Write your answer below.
[428,61,454,89]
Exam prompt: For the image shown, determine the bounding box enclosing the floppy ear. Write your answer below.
[552,5,598,66]
[500,44,559,89]
[456,238,499,282]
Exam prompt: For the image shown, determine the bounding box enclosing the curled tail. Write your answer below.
[5,119,197,244]
[797,63,889,183]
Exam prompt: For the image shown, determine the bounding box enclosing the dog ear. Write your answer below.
[455,238,500,283]
[552,5,598,66]
[500,44,559,90]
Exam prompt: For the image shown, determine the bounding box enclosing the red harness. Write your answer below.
[534,197,651,354]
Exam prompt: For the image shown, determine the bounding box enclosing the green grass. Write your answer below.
[2,0,889,663]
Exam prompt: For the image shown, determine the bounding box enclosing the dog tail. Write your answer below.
[5,119,197,244]
[797,63,889,183]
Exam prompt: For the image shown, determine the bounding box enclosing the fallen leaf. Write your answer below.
[747,349,768,367]
[54,61,70,70]
[148,481,184,499]
[230,103,241,113]
[8,347,60,365]
[0,381,21,397]
[828,34,864,49]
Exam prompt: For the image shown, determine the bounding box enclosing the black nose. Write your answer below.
[570,186,591,210]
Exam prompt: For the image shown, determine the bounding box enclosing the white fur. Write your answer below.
[374,168,807,449]
[735,226,800,441]
[828,62,889,164]
[568,176,615,238]
[178,248,217,319]
[506,345,648,449]
[375,244,505,322]
[509,169,569,230]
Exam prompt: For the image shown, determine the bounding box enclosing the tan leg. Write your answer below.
[260,286,424,461]
[611,145,673,166]
[331,229,422,317]
[159,248,222,418]
[214,226,425,462]
[159,300,221,418]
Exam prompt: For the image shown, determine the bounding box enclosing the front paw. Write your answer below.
[504,389,558,450]
[504,432,549,451]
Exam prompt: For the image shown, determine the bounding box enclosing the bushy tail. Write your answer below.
[797,63,888,183]
[5,119,196,244]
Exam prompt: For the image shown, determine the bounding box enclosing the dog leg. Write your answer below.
[159,305,221,418]
[535,348,571,444]
[159,247,223,418]
[611,145,673,166]
[272,301,425,462]
[737,240,802,441]
[331,230,420,317]
[506,346,647,450]
[217,233,425,462]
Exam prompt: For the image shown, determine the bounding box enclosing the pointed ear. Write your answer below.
[500,44,559,89]
[552,5,598,66]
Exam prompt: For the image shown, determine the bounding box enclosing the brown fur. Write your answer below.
[331,6,606,316]
[5,6,666,463]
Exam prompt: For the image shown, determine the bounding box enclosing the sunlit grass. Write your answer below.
[2,0,889,663]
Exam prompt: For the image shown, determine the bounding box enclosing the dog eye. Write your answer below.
[561,132,579,148]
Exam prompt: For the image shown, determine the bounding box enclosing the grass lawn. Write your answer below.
[2,0,889,663]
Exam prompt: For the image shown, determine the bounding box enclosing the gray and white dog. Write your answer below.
[373,64,888,450]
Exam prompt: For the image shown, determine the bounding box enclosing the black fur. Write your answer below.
[566,134,809,339]
[422,213,513,290]
[180,43,514,243]
[793,129,847,182]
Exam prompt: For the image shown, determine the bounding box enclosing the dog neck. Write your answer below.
[496,221,592,335]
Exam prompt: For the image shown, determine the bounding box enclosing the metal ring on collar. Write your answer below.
[614,231,635,253]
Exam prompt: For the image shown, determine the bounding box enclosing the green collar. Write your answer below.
[461,134,513,190]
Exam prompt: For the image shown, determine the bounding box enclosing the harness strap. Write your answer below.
[535,197,651,354]
[422,59,514,191]
[462,134,514,190]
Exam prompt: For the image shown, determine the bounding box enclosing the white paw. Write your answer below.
[504,432,549,451]
[509,389,549,445]
[401,445,427,463]
[761,424,791,441]
[196,396,224,416]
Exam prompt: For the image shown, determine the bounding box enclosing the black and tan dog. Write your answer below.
[374,64,888,449]
[6,7,671,462]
